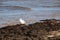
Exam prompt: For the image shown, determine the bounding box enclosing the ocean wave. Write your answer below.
[0,6,31,10]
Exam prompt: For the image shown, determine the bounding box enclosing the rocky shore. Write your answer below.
[0,19,60,40]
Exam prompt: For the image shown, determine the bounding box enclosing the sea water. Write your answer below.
[0,0,60,27]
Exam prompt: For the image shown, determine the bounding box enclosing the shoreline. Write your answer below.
[0,19,60,40]
[0,19,60,28]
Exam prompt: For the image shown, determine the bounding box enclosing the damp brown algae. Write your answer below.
[0,19,60,40]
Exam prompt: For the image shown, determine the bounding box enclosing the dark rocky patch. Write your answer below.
[0,19,60,40]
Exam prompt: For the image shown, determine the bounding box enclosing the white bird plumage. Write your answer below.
[19,18,26,24]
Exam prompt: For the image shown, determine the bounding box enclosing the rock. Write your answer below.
[0,19,60,40]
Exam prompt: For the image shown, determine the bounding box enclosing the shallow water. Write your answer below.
[0,0,60,27]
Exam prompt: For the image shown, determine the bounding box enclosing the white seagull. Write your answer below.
[19,18,26,24]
